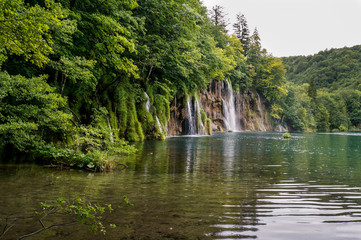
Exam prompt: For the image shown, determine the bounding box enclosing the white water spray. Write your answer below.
[186,96,197,135]
[156,116,164,133]
[106,115,114,142]
[223,80,239,132]
[195,98,206,135]
[144,92,151,112]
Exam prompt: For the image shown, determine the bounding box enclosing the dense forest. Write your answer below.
[281,45,361,132]
[0,0,287,170]
[7,0,361,171]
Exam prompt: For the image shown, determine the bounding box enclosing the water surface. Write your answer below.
[1,132,361,239]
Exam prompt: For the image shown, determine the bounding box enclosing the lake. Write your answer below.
[1,132,361,239]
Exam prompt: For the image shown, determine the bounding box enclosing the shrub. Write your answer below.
[282,132,292,138]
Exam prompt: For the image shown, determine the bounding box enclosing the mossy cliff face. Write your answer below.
[167,94,211,136]
[167,80,281,136]
[110,80,285,140]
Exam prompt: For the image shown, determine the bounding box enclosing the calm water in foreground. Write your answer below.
[2,132,361,239]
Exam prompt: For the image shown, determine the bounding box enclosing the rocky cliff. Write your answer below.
[166,80,287,136]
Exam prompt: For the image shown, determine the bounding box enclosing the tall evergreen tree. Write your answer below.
[209,5,229,32]
[208,5,229,48]
[248,27,262,64]
[233,13,250,56]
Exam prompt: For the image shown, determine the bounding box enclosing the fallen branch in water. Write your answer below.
[18,220,77,240]
[0,218,18,239]
[117,163,128,169]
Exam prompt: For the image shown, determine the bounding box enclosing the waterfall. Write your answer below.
[156,116,164,133]
[144,92,151,112]
[106,114,114,142]
[186,96,197,135]
[223,80,239,132]
[195,98,206,135]
[145,92,164,133]
[256,93,267,131]
[277,124,288,132]
[276,119,288,132]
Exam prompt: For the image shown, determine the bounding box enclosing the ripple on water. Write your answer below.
[207,181,361,239]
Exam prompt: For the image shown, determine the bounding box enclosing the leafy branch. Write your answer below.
[0,196,132,240]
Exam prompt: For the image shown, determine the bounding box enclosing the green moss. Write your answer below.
[339,124,347,132]
[282,132,292,138]
[125,98,144,142]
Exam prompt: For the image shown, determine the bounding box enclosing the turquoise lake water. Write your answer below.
[1,132,361,239]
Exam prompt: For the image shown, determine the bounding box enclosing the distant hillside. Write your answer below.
[282,45,361,90]
[279,45,361,131]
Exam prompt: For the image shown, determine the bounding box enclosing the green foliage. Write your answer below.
[34,124,136,171]
[282,45,361,131]
[0,72,71,151]
[0,0,65,67]
[1,196,133,239]
[282,132,292,139]
[0,0,290,166]
[256,57,288,102]
[282,46,361,89]
[233,13,250,55]
[270,103,283,120]
[315,106,330,132]
[43,197,116,234]
[339,124,347,132]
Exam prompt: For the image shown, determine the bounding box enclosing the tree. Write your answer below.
[316,106,330,131]
[0,72,71,151]
[0,0,65,67]
[226,35,249,91]
[248,28,263,65]
[308,78,317,102]
[233,13,250,56]
[207,5,229,48]
[256,57,287,102]
[209,5,229,32]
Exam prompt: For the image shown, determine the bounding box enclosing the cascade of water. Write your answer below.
[223,80,239,132]
[276,118,288,132]
[145,92,164,133]
[186,96,197,135]
[156,116,164,133]
[106,115,114,142]
[256,93,267,131]
[195,98,206,135]
[144,92,151,112]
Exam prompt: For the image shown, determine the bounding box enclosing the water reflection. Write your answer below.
[2,133,361,239]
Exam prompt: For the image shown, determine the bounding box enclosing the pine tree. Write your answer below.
[209,5,229,33]
[233,13,250,55]
[248,27,262,64]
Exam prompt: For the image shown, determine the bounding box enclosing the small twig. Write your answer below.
[0,218,18,239]
[17,221,76,240]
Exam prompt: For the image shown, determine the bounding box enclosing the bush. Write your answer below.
[339,124,347,132]
[282,132,292,138]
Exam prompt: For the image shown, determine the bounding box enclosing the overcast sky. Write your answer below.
[201,0,361,57]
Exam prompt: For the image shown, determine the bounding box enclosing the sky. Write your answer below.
[201,0,361,57]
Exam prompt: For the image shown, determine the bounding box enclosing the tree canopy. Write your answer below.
[281,45,361,131]
[0,0,288,169]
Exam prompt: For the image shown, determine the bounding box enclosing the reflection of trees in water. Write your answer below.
[3,133,361,239]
